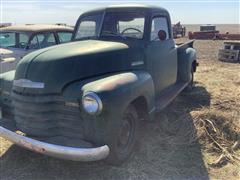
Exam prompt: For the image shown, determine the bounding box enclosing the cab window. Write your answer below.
[0,32,29,48]
[29,33,57,49]
[57,32,73,43]
[78,21,96,38]
[19,33,29,48]
[151,17,170,41]
[0,32,16,47]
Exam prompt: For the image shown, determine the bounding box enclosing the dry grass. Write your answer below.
[191,50,240,179]
[192,109,240,165]
[0,30,240,179]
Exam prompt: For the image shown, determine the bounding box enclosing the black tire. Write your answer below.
[105,105,139,165]
[184,68,194,92]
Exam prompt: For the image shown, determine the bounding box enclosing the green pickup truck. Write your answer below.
[0,5,197,165]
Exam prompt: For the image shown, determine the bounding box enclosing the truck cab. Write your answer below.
[73,5,178,93]
[0,5,197,165]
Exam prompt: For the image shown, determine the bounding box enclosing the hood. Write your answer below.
[0,48,29,74]
[14,40,144,94]
[0,48,28,60]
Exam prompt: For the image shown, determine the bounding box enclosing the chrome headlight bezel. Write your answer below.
[82,92,103,115]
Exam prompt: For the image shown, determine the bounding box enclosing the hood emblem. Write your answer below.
[13,79,45,89]
[131,61,144,66]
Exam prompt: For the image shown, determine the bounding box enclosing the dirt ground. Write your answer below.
[0,39,240,179]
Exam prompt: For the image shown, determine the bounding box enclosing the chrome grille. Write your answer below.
[12,91,84,139]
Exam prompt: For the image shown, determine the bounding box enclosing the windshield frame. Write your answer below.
[73,10,147,41]
[0,31,31,49]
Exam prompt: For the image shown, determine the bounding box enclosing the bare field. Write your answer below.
[1,39,240,179]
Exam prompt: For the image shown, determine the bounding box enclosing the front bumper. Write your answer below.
[0,125,110,161]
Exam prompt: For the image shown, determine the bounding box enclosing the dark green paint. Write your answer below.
[0,5,197,146]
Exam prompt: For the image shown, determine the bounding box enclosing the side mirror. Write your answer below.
[158,30,167,41]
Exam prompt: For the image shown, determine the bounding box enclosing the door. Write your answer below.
[146,16,178,95]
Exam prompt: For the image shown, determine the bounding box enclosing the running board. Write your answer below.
[155,82,189,112]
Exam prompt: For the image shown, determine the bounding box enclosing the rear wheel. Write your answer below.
[106,105,139,165]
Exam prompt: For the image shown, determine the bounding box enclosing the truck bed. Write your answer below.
[176,40,194,50]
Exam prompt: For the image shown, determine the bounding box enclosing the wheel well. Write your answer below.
[192,60,197,72]
[130,96,148,120]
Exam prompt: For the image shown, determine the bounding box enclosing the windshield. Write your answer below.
[102,12,145,39]
[0,32,30,49]
[74,12,145,40]
[74,14,103,40]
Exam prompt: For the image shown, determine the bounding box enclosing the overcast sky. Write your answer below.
[1,0,239,25]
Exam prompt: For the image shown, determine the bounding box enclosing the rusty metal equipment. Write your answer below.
[200,25,217,32]
[218,41,240,63]
[173,22,186,38]
[189,24,219,39]
[189,25,240,40]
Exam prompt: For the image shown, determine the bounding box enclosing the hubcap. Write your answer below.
[117,116,134,150]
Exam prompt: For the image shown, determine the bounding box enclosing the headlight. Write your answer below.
[2,57,16,62]
[82,92,103,115]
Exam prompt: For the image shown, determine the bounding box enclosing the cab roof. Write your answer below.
[0,24,73,33]
[81,4,169,16]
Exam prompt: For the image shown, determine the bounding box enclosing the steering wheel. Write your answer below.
[19,42,27,48]
[121,27,143,35]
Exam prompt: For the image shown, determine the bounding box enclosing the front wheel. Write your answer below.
[106,105,139,165]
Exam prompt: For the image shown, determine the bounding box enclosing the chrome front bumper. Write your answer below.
[0,126,110,161]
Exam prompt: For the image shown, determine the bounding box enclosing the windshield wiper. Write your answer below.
[101,31,126,40]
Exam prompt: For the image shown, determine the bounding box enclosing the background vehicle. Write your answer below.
[0,24,73,73]
[0,5,197,165]
[172,21,186,38]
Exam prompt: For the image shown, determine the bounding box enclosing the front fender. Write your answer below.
[81,71,155,115]
[62,71,155,144]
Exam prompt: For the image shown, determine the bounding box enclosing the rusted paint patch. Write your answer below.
[94,73,138,91]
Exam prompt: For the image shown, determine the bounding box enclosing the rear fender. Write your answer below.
[177,47,196,82]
